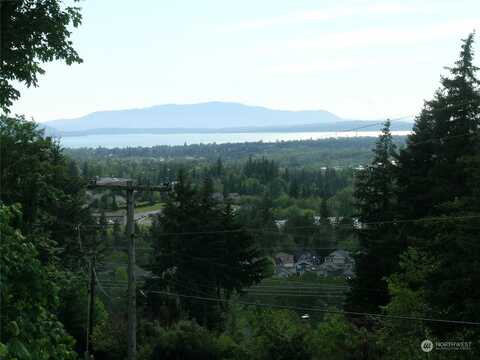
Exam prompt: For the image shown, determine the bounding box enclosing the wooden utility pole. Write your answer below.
[87,178,170,360]
[126,182,136,359]
[78,224,94,360]
[86,256,96,358]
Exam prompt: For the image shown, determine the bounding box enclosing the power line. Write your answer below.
[98,259,470,302]
[94,264,378,298]
[264,214,480,230]
[149,291,480,326]
[250,286,348,291]
[332,99,479,134]
[340,114,414,133]
[97,285,128,290]
[243,292,345,298]
[405,129,479,148]
[36,210,480,239]
[93,214,480,240]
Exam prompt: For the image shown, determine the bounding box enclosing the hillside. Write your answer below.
[44,102,412,135]
[46,102,347,131]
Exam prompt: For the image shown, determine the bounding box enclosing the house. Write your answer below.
[274,252,294,267]
[292,252,321,275]
[293,251,318,264]
[134,208,162,224]
[352,217,363,229]
[317,250,355,278]
[328,216,344,226]
[274,252,296,278]
[92,211,126,225]
[296,259,316,275]
[313,216,344,226]
[90,177,131,186]
[274,219,287,231]
[324,250,353,266]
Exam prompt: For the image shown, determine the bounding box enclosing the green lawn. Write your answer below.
[135,202,164,213]
[240,275,349,324]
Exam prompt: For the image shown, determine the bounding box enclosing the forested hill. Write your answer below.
[45,102,343,130]
[44,102,412,135]
[66,135,407,166]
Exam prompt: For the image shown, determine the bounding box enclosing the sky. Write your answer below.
[10,0,480,122]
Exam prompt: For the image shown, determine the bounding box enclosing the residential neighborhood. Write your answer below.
[274,249,355,279]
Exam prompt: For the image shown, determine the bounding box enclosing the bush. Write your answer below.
[149,321,240,360]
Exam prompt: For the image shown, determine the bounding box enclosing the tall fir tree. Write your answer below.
[396,32,480,219]
[313,198,335,257]
[147,171,267,329]
[346,120,399,314]
[394,33,480,337]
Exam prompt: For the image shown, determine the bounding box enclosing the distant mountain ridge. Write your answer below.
[44,102,412,136]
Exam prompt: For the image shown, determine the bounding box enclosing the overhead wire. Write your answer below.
[95,261,388,297]
[325,99,479,137]
[149,291,480,326]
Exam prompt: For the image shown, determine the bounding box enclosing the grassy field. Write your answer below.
[239,275,349,323]
[135,202,164,213]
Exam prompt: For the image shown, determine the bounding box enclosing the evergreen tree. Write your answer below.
[320,197,330,220]
[215,157,224,177]
[346,120,399,313]
[82,161,90,178]
[289,177,300,198]
[284,206,315,249]
[313,198,336,256]
[396,32,480,219]
[324,168,338,198]
[147,172,267,329]
[394,33,480,337]
[255,191,275,227]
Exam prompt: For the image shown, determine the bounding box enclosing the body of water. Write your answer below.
[59,131,411,148]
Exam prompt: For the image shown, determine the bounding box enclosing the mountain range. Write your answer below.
[43,102,413,136]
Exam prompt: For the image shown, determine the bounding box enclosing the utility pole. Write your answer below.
[85,256,96,359]
[87,178,170,360]
[126,182,136,360]
[78,224,93,360]
[84,258,91,359]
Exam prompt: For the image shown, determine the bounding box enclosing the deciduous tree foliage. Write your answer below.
[0,117,99,356]
[0,115,93,267]
[0,205,77,359]
[0,0,83,112]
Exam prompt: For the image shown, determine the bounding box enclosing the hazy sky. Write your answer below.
[11,0,480,122]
